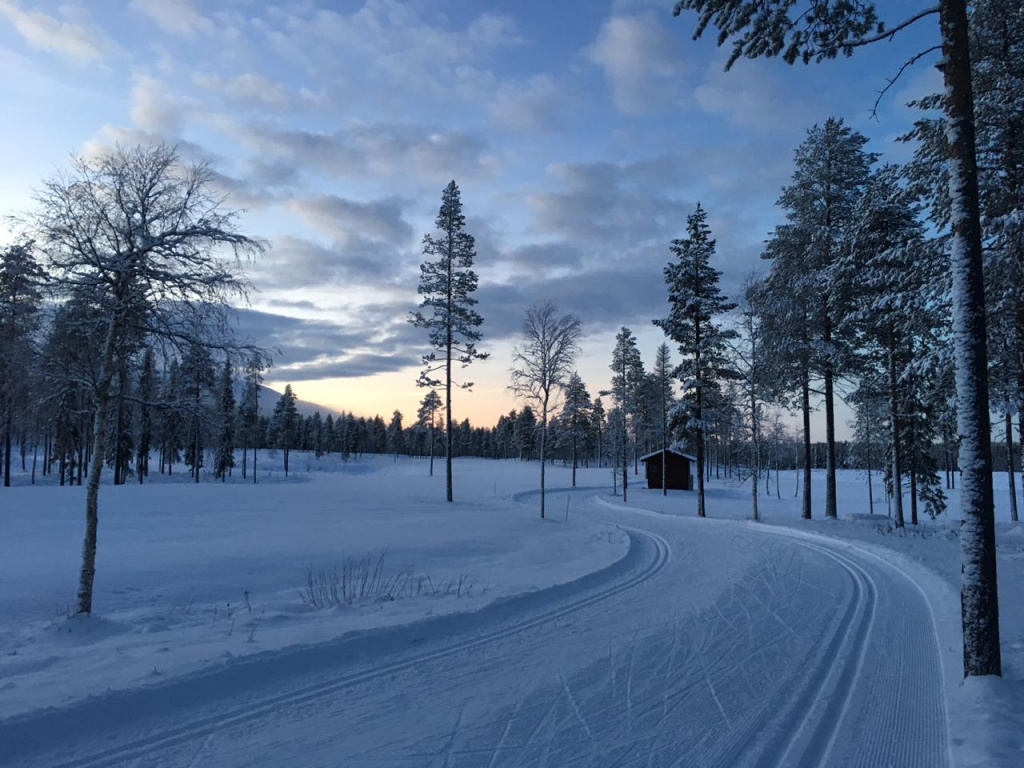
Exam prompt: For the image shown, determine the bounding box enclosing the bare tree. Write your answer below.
[510,302,582,518]
[32,143,263,615]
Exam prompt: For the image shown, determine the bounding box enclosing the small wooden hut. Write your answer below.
[639,449,696,491]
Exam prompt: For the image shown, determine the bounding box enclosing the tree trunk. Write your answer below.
[429,419,435,477]
[571,427,577,488]
[3,409,10,488]
[696,383,706,518]
[824,314,838,519]
[801,372,812,519]
[77,319,118,615]
[940,0,1002,678]
[889,333,905,529]
[1006,411,1018,523]
[751,388,760,522]
[540,397,548,519]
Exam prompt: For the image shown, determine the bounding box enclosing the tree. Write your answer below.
[409,180,487,503]
[654,204,736,518]
[731,277,769,521]
[273,385,298,477]
[561,372,592,488]
[609,327,644,502]
[652,344,675,497]
[387,410,404,460]
[135,347,156,484]
[31,144,261,614]
[417,389,443,476]
[214,359,236,481]
[514,406,537,461]
[181,343,214,483]
[509,302,582,518]
[239,353,267,482]
[0,242,43,488]
[776,118,875,520]
[672,0,1002,678]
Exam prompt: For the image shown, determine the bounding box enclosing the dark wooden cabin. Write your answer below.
[639,449,696,491]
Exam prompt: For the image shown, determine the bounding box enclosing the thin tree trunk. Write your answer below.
[3,409,10,487]
[696,384,706,518]
[801,372,812,519]
[540,398,548,519]
[824,314,838,519]
[940,0,1001,678]
[889,333,905,529]
[77,319,118,615]
[1006,411,1018,523]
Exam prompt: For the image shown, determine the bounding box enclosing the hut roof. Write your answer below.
[639,448,697,463]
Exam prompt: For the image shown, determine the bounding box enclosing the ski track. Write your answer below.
[4,490,950,768]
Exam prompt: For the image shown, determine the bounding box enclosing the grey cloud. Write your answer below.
[287,195,414,245]
[275,353,421,381]
[253,235,414,291]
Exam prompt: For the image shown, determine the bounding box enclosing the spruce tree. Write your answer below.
[410,181,487,502]
[561,372,592,488]
[609,327,644,503]
[272,385,298,477]
[654,204,736,517]
[214,359,236,481]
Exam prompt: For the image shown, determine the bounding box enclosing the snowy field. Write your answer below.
[1,455,1023,767]
[0,454,628,720]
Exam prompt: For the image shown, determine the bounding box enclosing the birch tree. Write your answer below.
[510,302,582,518]
[32,144,261,614]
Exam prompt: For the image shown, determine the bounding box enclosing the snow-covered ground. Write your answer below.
[1,456,1022,767]
[0,454,628,721]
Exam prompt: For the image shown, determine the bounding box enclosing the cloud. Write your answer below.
[488,75,570,134]
[131,75,186,134]
[193,72,291,109]
[585,13,689,115]
[286,195,414,246]
[0,0,112,62]
[130,0,213,39]
[231,307,423,381]
[235,120,498,184]
[528,158,693,248]
[252,235,413,291]
[467,12,522,47]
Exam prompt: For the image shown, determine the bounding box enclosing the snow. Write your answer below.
[0,454,628,722]
[2,457,1023,767]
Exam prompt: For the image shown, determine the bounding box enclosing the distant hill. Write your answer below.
[233,383,341,419]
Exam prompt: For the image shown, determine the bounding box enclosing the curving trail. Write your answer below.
[3,489,950,767]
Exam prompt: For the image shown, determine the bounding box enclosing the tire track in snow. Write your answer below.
[15,516,669,768]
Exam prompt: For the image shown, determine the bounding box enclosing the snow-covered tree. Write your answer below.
[181,343,214,483]
[510,302,582,518]
[560,372,592,487]
[272,385,299,477]
[31,144,261,614]
[609,327,644,502]
[654,204,736,517]
[651,344,675,497]
[416,390,443,476]
[0,241,43,488]
[409,180,487,503]
[672,0,1002,683]
[214,359,235,481]
[387,410,404,461]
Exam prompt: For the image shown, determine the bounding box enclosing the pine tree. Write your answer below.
[272,385,298,477]
[561,372,592,488]
[181,344,214,483]
[409,181,487,503]
[672,0,1002,683]
[135,348,156,484]
[609,327,644,503]
[779,119,875,519]
[652,344,675,497]
[240,353,265,482]
[0,242,43,488]
[387,410,404,460]
[654,204,736,517]
[417,390,443,476]
[215,359,236,481]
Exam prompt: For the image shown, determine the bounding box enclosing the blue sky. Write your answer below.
[0,0,944,434]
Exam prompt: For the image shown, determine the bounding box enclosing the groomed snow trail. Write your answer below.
[2,489,949,767]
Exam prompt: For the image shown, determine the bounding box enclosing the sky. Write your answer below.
[0,0,945,438]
